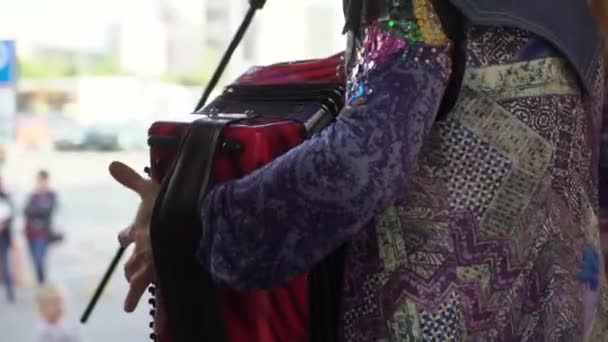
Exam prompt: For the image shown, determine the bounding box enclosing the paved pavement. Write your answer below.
[0,148,153,342]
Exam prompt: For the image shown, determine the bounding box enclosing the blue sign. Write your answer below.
[0,40,17,87]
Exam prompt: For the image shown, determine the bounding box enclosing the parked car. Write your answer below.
[51,118,89,151]
[84,124,121,151]
[116,121,149,151]
[52,118,151,152]
[52,121,120,151]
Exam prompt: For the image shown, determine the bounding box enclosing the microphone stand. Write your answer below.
[194,0,267,112]
[80,247,126,323]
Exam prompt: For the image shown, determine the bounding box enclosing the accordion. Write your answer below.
[147,54,347,342]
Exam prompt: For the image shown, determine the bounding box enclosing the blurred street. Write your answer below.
[0,149,152,341]
[1,1,345,341]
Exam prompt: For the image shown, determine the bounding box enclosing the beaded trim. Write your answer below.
[345,0,451,105]
[379,0,447,46]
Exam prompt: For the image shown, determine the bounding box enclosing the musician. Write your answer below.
[113,0,608,339]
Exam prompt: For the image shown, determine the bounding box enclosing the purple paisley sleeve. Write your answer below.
[198,48,452,290]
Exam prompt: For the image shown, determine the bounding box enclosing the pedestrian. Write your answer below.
[25,170,58,285]
[0,176,15,302]
[36,283,83,342]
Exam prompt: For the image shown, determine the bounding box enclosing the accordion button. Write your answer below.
[221,140,244,153]
[148,286,156,294]
[149,321,154,328]
[149,333,157,340]
[150,309,156,316]
[148,298,156,306]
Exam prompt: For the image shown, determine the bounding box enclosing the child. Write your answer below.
[36,284,83,342]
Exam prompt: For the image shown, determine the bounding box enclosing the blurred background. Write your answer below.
[0,0,344,340]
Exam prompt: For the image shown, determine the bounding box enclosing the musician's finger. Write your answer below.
[124,268,152,312]
[118,225,135,247]
[133,204,153,231]
[109,161,147,196]
[124,254,143,282]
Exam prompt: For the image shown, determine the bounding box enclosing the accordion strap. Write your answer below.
[150,116,242,342]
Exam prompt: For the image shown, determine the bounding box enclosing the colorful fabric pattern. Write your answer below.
[198,1,608,340]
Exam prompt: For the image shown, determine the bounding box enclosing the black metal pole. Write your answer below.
[80,246,127,324]
[193,0,267,112]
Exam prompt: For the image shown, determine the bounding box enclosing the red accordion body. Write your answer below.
[149,118,309,342]
[148,54,345,342]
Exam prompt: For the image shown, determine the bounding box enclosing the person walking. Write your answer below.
[25,170,58,285]
[0,176,15,302]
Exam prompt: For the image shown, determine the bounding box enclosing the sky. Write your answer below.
[0,0,159,51]
[0,0,345,63]
[0,0,129,26]
[1,0,133,19]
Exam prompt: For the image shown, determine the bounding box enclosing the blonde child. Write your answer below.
[36,284,83,342]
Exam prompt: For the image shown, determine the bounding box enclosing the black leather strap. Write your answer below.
[150,117,237,342]
[308,245,346,342]
[343,0,363,34]
[430,0,467,119]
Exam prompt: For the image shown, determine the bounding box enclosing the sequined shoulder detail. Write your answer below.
[345,0,452,105]
[380,0,448,46]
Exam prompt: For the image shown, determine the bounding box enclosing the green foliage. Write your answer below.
[19,57,75,78]
[165,73,210,86]
[87,59,122,75]
[164,48,222,86]
[19,56,125,79]
[19,47,222,81]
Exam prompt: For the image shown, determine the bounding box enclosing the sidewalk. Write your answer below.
[0,221,149,342]
[0,244,150,342]
[0,286,42,342]
[0,149,151,341]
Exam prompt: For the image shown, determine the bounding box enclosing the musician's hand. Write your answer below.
[110,161,160,313]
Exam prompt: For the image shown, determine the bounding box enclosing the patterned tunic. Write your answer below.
[198,1,608,340]
[600,83,608,251]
